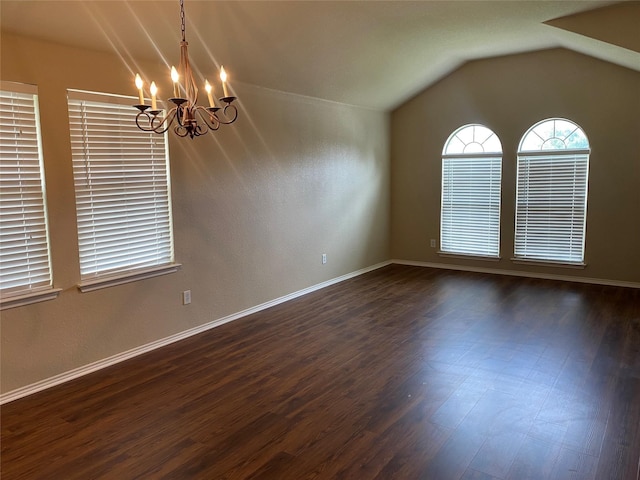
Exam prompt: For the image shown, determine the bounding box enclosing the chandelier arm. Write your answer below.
[174,124,192,137]
[150,109,178,133]
[194,106,221,131]
[175,122,207,138]
[216,103,238,125]
[135,111,156,132]
[174,104,186,127]
[194,124,207,137]
[135,108,177,135]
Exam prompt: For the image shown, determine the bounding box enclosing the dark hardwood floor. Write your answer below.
[2,265,639,479]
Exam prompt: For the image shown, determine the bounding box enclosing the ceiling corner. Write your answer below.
[544,2,640,54]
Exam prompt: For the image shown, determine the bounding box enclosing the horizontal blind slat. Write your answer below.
[514,149,589,262]
[440,152,501,257]
[68,92,174,280]
[0,87,53,297]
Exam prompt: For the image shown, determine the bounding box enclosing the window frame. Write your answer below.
[67,89,179,292]
[513,118,590,267]
[0,81,61,310]
[439,124,503,259]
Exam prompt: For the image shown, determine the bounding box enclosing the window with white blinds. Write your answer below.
[440,124,502,257]
[0,82,56,307]
[67,90,175,286]
[514,118,590,264]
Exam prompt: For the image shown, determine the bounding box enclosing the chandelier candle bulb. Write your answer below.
[220,66,229,97]
[171,66,180,98]
[205,81,214,107]
[135,74,144,104]
[150,82,158,110]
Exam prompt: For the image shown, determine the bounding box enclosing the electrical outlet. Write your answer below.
[182,290,191,305]
[430,239,436,248]
[322,253,327,264]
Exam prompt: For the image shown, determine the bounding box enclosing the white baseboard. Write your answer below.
[0,261,392,405]
[392,259,640,289]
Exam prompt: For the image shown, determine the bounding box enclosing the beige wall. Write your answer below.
[391,48,640,284]
[0,33,390,394]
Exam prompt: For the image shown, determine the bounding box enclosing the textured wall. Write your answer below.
[0,33,390,394]
[391,48,640,284]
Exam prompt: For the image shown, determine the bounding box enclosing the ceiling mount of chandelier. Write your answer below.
[133,0,238,139]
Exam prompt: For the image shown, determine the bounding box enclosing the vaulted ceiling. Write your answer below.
[1,1,638,110]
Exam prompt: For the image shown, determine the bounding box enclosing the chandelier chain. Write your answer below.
[180,0,186,42]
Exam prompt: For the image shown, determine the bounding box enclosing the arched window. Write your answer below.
[515,118,590,264]
[440,124,502,257]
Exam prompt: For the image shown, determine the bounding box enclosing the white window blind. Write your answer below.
[0,82,54,300]
[67,90,174,281]
[514,118,590,264]
[440,124,502,257]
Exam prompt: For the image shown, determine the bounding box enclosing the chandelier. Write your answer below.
[133,0,238,139]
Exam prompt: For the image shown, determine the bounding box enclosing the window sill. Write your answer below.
[1,287,62,311]
[511,258,586,269]
[78,263,182,293]
[438,251,501,262]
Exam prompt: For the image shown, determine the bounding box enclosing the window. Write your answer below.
[514,118,590,264]
[440,124,502,257]
[67,90,177,291]
[0,82,58,309]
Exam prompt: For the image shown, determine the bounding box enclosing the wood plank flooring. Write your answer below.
[2,265,639,479]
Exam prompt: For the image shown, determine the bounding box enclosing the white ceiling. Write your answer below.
[1,1,638,110]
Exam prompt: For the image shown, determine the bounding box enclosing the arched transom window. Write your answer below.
[440,124,502,257]
[515,118,590,264]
